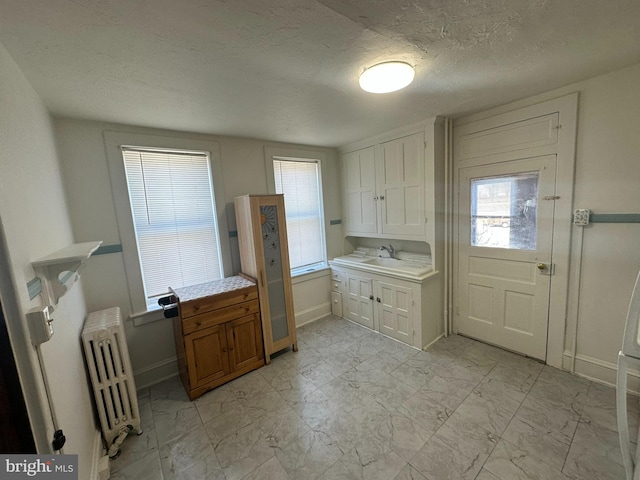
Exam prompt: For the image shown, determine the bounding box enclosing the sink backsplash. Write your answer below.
[351,247,432,265]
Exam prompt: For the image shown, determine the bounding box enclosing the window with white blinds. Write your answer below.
[122,147,223,307]
[273,158,326,271]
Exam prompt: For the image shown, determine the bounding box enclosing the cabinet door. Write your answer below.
[259,200,296,354]
[376,281,413,344]
[379,132,425,236]
[184,325,230,389]
[344,274,374,329]
[343,147,377,234]
[226,314,264,372]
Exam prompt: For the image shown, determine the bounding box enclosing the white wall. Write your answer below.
[566,64,640,386]
[0,43,99,478]
[54,118,341,387]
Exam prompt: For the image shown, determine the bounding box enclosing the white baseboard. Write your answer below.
[423,333,444,351]
[90,429,108,480]
[295,302,331,327]
[134,356,178,390]
[562,351,640,394]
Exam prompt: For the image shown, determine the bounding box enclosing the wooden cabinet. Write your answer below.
[235,194,298,363]
[171,276,264,400]
[343,132,425,239]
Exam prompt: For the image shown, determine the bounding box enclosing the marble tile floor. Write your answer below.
[110,315,638,480]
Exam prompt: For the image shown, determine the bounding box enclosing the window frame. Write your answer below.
[105,132,232,319]
[264,146,328,276]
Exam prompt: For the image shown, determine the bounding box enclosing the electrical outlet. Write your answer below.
[573,209,590,226]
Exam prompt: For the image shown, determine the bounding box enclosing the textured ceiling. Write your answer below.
[0,0,639,147]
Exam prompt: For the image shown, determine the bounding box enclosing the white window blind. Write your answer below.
[122,147,223,306]
[273,158,325,270]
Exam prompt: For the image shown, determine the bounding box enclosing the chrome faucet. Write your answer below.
[379,244,395,259]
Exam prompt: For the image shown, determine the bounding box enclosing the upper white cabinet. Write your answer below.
[379,133,425,237]
[344,146,377,234]
[343,132,425,239]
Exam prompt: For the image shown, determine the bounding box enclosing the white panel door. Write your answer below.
[376,281,413,344]
[458,155,557,360]
[379,132,425,237]
[344,273,374,329]
[343,147,377,234]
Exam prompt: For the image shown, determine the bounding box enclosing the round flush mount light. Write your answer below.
[359,61,415,94]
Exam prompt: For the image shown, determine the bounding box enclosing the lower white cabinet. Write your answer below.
[331,265,441,349]
[344,272,374,330]
[377,281,413,344]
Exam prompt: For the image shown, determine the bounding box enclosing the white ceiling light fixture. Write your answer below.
[359,61,415,94]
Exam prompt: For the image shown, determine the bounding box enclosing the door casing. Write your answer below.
[452,93,578,368]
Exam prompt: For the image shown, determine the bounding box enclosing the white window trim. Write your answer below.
[105,131,232,319]
[264,146,329,275]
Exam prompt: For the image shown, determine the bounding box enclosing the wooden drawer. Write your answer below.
[182,300,259,335]
[179,287,258,318]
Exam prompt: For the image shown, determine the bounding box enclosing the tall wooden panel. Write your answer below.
[235,194,298,363]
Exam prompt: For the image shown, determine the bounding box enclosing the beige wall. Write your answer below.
[567,64,640,386]
[54,118,341,386]
[0,43,98,477]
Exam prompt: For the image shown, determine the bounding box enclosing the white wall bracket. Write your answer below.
[32,241,102,306]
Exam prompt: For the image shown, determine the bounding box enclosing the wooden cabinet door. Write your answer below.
[379,132,425,237]
[226,314,264,372]
[343,147,377,234]
[184,325,230,389]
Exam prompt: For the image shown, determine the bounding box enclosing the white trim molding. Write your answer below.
[563,350,640,395]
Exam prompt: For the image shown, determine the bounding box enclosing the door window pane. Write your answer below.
[471,172,539,250]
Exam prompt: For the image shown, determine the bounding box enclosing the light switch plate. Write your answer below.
[573,209,590,226]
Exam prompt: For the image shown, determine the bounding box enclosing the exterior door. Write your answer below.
[345,273,374,329]
[458,155,557,360]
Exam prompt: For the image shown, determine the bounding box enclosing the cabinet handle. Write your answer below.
[376,297,381,303]
[369,295,374,300]
[379,195,385,200]
[373,196,378,201]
